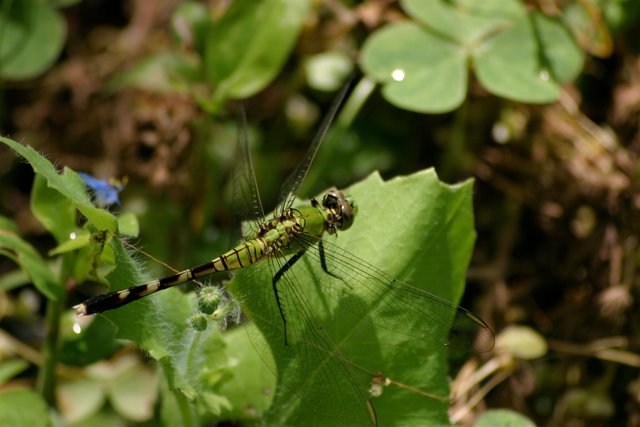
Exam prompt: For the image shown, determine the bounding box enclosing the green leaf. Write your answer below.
[401,0,526,45]
[31,174,76,244]
[474,13,583,103]
[0,0,65,80]
[231,169,476,426]
[204,0,310,104]
[531,12,584,83]
[99,240,273,423]
[103,276,238,422]
[0,227,63,300]
[361,1,584,111]
[0,216,18,232]
[361,22,467,113]
[49,231,90,256]
[97,239,155,344]
[98,240,232,422]
[0,389,49,427]
[59,315,120,366]
[0,137,117,231]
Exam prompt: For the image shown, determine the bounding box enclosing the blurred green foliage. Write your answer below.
[0,0,70,80]
[1,0,639,426]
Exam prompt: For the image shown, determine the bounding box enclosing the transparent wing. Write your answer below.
[275,81,354,215]
[291,234,495,355]
[228,230,493,425]
[229,107,267,238]
[230,250,376,426]
[227,95,376,424]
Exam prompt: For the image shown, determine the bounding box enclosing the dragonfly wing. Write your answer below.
[262,233,495,425]
[275,79,355,214]
[229,107,267,239]
[229,250,377,426]
[292,234,495,355]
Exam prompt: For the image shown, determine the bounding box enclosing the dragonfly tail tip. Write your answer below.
[73,303,88,316]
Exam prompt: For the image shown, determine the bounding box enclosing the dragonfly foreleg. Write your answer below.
[318,241,355,291]
[272,250,305,346]
[318,241,341,280]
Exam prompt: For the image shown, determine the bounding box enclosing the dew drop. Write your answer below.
[72,322,82,334]
[539,70,550,81]
[391,68,405,82]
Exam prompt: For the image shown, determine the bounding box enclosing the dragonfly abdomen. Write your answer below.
[193,239,269,274]
[74,238,277,315]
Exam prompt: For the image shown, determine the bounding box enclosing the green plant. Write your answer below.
[360,0,584,112]
[1,135,480,425]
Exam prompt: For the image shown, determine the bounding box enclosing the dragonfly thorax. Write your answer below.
[256,208,307,254]
[319,187,356,234]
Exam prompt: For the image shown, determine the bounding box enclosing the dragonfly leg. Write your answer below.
[318,241,355,291]
[318,241,341,280]
[272,250,305,346]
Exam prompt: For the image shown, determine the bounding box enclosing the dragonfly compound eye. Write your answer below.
[323,188,355,231]
[337,193,355,230]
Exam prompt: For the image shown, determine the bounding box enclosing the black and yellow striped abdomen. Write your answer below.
[74,206,326,315]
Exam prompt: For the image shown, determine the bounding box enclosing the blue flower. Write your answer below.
[78,172,127,207]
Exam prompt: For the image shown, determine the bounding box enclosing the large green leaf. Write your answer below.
[231,169,476,426]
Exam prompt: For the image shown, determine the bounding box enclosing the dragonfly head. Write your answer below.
[322,188,356,231]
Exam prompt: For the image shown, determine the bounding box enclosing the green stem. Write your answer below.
[175,389,197,427]
[36,254,73,405]
[161,360,198,427]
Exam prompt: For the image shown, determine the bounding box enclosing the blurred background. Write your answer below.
[1,0,639,426]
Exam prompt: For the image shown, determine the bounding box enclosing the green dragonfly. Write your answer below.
[75,83,494,425]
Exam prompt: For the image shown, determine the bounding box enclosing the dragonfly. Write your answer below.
[74,82,494,426]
